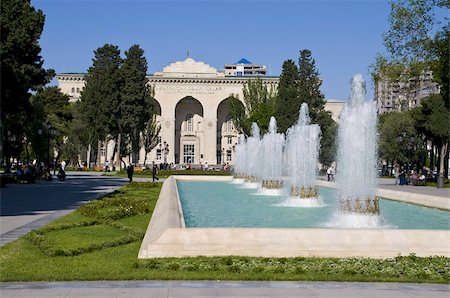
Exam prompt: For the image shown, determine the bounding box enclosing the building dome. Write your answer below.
[154,58,224,78]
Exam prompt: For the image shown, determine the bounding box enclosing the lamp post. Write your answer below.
[221,147,225,165]
[45,122,56,170]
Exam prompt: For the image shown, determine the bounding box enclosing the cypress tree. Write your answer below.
[120,44,152,164]
[274,60,300,133]
[298,49,326,120]
[298,49,336,166]
[79,44,123,165]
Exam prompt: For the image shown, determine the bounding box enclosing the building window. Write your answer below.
[156,149,161,161]
[185,113,193,131]
[76,87,80,93]
[225,114,233,132]
[71,87,75,93]
[183,144,195,164]
[157,136,162,145]
[101,148,106,157]
[227,137,232,144]
[226,150,232,161]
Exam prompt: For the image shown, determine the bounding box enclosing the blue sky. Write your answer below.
[33,0,393,101]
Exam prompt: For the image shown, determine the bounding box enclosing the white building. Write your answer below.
[57,58,343,167]
[223,58,267,76]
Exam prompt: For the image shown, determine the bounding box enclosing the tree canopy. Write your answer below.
[0,0,54,164]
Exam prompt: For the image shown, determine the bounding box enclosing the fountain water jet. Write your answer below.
[243,123,262,188]
[259,117,284,194]
[233,135,247,183]
[283,103,322,206]
[328,74,382,228]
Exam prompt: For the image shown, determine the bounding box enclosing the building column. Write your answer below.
[204,118,217,164]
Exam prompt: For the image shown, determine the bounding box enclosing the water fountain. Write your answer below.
[260,117,284,192]
[243,123,262,187]
[280,103,322,207]
[233,135,247,182]
[328,74,381,228]
[287,103,321,198]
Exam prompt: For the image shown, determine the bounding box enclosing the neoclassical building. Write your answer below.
[57,58,343,166]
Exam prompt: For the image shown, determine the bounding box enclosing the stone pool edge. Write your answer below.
[138,176,450,259]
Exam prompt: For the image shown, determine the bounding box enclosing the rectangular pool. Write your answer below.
[177,181,450,230]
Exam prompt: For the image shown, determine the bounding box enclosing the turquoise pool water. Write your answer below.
[177,181,450,229]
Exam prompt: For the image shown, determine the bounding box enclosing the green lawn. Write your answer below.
[0,181,448,283]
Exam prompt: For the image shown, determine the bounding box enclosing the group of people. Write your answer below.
[393,166,426,186]
[126,161,160,182]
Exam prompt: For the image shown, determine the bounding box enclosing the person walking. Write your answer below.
[152,162,159,182]
[393,165,399,185]
[126,164,134,182]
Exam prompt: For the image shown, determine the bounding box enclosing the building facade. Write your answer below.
[374,70,440,114]
[57,58,343,167]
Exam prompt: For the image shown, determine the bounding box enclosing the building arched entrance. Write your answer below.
[175,96,204,164]
[217,97,240,164]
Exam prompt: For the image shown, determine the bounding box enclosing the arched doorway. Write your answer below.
[217,97,240,165]
[175,96,204,164]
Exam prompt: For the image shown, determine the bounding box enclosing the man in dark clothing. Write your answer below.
[152,162,159,182]
[126,164,134,182]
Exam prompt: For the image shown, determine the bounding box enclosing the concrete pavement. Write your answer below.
[0,281,449,298]
[0,171,128,246]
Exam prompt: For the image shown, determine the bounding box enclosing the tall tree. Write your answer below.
[120,45,152,165]
[298,49,336,166]
[0,0,54,165]
[79,44,123,167]
[297,49,326,120]
[274,60,299,133]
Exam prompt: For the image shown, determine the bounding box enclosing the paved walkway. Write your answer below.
[0,281,448,298]
[0,172,128,246]
[377,177,450,198]
[318,176,450,198]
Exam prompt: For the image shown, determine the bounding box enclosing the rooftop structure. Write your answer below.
[223,58,267,76]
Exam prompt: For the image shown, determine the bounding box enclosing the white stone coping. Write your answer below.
[138,176,450,259]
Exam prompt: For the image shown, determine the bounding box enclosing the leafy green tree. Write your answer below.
[229,96,248,135]
[29,87,72,164]
[120,45,152,164]
[412,95,449,177]
[229,78,276,135]
[80,44,123,167]
[378,111,423,166]
[274,60,300,133]
[141,115,161,167]
[0,0,54,165]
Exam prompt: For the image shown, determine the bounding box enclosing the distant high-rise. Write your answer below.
[374,69,440,114]
[223,58,267,76]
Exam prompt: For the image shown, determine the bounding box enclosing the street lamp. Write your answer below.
[221,147,225,165]
[46,121,56,169]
